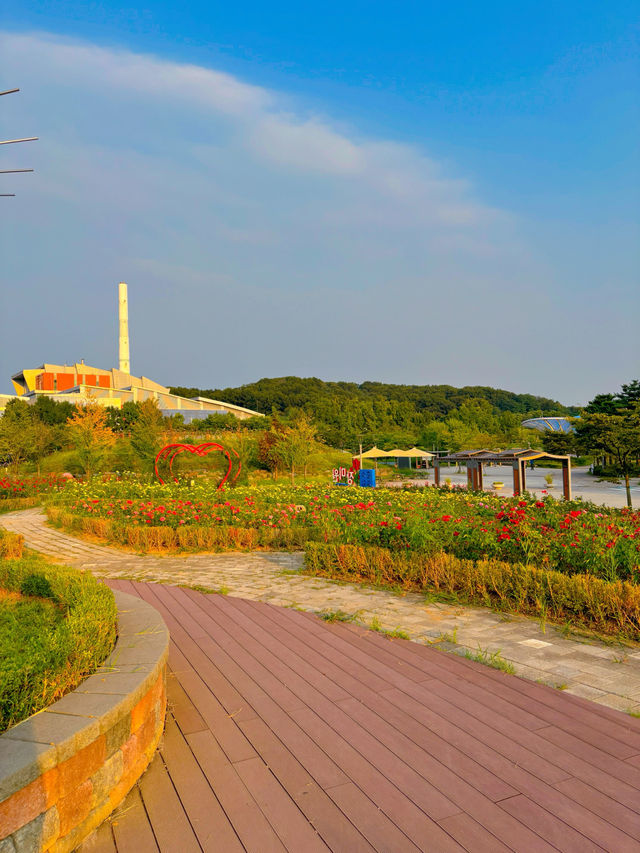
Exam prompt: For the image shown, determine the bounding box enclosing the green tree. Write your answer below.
[28,420,57,475]
[0,400,34,471]
[129,399,165,474]
[66,397,116,477]
[32,396,74,426]
[574,405,640,507]
[257,418,288,479]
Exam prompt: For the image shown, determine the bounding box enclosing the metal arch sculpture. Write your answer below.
[154,442,242,489]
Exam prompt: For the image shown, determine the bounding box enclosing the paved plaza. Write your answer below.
[2,508,640,715]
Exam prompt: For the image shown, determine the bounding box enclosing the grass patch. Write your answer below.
[184,583,230,596]
[318,609,358,623]
[436,628,459,644]
[0,552,117,733]
[382,627,411,640]
[0,529,24,559]
[463,645,515,674]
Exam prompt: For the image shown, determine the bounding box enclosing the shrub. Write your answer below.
[0,529,24,559]
[304,543,640,640]
[0,553,117,732]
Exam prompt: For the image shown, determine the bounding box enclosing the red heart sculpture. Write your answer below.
[154,442,241,489]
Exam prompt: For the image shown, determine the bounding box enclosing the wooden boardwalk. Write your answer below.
[80,581,640,853]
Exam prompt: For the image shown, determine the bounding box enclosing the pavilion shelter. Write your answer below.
[359,446,393,470]
[388,448,434,469]
[433,449,572,499]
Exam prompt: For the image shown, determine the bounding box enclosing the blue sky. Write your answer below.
[1,2,638,404]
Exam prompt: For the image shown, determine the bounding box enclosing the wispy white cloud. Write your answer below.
[2,30,634,401]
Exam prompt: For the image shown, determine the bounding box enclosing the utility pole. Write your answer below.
[1,88,37,197]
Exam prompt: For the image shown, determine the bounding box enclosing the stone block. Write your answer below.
[47,692,128,736]
[0,837,16,853]
[57,737,105,796]
[130,676,163,733]
[3,713,100,765]
[89,751,123,806]
[56,779,93,837]
[104,716,130,759]
[121,713,159,776]
[11,806,59,853]
[0,769,58,838]
[0,738,57,803]
[103,633,169,666]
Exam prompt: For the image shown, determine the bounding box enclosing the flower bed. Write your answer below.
[304,543,640,640]
[0,475,71,502]
[0,553,117,733]
[47,481,640,582]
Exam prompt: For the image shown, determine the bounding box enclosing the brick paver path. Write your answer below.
[3,508,640,714]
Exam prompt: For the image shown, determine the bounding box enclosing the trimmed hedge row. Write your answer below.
[0,496,41,515]
[47,506,315,552]
[0,554,117,733]
[304,542,640,640]
[0,530,23,559]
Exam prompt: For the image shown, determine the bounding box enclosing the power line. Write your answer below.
[2,88,36,197]
[0,137,38,145]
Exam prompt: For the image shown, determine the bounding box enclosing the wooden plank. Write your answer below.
[381,622,640,749]
[226,595,518,802]
[437,813,512,853]
[237,716,375,853]
[162,588,316,713]
[537,725,640,792]
[233,756,330,852]
[185,590,352,704]
[313,697,556,853]
[327,782,424,853]
[166,671,208,735]
[110,785,159,853]
[160,714,244,853]
[108,583,640,853]
[77,820,117,853]
[499,795,608,853]
[137,752,201,853]
[288,705,465,852]
[187,729,287,853]
[237,596,429,684]
[554,777,640,841]
[243,598,569,789]
[174,592,479,830]
[385,684,640,815]
[382,686,638,849]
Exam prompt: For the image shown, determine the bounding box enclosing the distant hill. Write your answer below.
[171,376,573,417]
[170,376,575,451]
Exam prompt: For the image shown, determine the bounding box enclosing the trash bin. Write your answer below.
[359,468,376,488]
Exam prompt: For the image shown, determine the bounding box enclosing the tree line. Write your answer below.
[170,376,575,452]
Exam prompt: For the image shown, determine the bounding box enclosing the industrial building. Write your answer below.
[2,283,263,423]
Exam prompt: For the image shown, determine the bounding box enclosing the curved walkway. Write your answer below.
[3,508,640,714]
[80,579,640,852]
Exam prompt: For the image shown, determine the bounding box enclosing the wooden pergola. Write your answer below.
[433,449,572,500]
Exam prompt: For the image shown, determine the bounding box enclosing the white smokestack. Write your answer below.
[118,282,130,374]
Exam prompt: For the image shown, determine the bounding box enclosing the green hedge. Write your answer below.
[0,554,117,733]
[304,543,640,641]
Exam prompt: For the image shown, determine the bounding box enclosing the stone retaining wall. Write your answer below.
[0,590,168,853]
